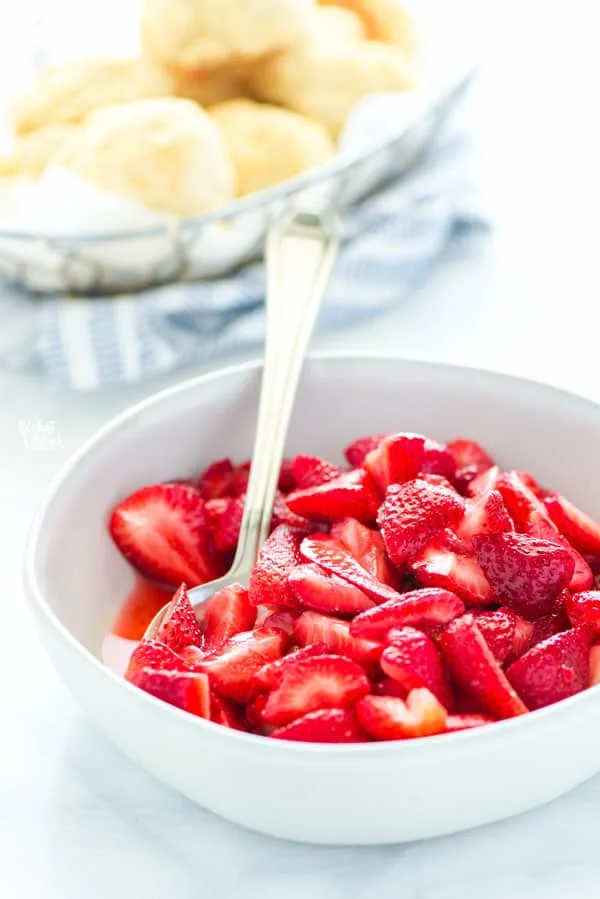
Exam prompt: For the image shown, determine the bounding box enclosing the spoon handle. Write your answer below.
[229,201,339,577]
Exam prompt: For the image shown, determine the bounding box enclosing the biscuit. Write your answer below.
[318,0,417,55]
[210,98,334,196]
[0,124,77,178]
[12,58,174,135]
[141,0,316,72]
[248,39,414,136]
[55,98,235,217]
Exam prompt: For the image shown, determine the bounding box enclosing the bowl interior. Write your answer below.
[30,356,600,657]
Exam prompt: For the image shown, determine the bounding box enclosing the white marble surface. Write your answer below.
[4,2,600,896]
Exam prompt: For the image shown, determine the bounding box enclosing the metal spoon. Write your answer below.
[145,199,338,637]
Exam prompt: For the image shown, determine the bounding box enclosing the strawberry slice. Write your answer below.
[544,493,600,557]
[253,644,330,692]
[356,689,448,740]
[378,478,465,565]
[330,517,396,586]
[344,433,388,467]
[506,626,590,709]
[364,433,456,492]
[260,608,301,640]
[590,644,600,686]
[109,483,223,587]
[472,608,517,664]
[201,583,256,653]
[565,590,600,636]
[468,465,501,497]
[111,576,174,640]
[261,654,370,726]
[210,694,248,730]
[197,458,235,499]
[271,708,367,743]
[248,524,304,608]
[231,460,251,496]
[372,677,407,698]
[271,493,314,532]
[199,627,284,703]
[444,714,495,733]
[155,583,203,653]
[490,471,593,592]
[350,588,465,641]
[291,454,342,489]
[285,469,381,523]
[245,692,271,734]
[411,540,492,606]
[472,532,575,619]
[294,610,382,664]
[440,614,528,718]
[129,667,210,718]
[447,438,495,471]
[125,639,191,680]
[506,615,536,663]
[278,458,296,493]
[454,489,513,547]
[287,563,375,615]
[178,644,207,669]
[208,494,244,553]
[300,535,403,604]
[382,627,453,707]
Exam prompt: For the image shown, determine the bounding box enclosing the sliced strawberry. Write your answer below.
[506,626,590,709]
[178,644,208,669]
[210,694,248,730]
[109,483,224,587]
[231,460,251,496]
[515,471,547,499]
[565,590,600,636]
[330,517,396,586]
[378,478,465,565]
[411,540,492,607]
[300,535,403,604]
[350,588,465,641]
[278,458,296,493]
[454,489,513,547]
[364,433,456,492]
[590,644,600,686]
[286,469,381,523]
[287,563,375,615]
[271,708,367,743]
[129,667,210,718]
[472,608,517,664]
[261,654,370,726]
[373,677,407,698]
[155,583,203,653]
[210,495,244,553]
[253,644,330,692]
[440,614,528,718]
[125,639,191,680]
[271,493,314,532]
[248,524,304,608]
[294,610,382,664]
[447,438,495,473]
[245,692,271,734]
[491,471,593,592]
[468,465,501,497]
[472,532,574,620]
[544,493,600,557]
[111,576,174,641]
[199,628,284,703]
[260,608,302,639]
[201,583,256,653]
[444,714,495,733]
[197,458,235,499]
[344,433,388,467]
[529,599,570,646]
[507,615,536,663]
[356,689,448,740]
[382,627,453,707]
[291,454,342,489]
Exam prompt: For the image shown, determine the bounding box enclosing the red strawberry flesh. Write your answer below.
[350,588,465,641]
[271,708,367,743]
[506,626,590,709]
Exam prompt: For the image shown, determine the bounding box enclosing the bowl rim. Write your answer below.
[24,351,600,757]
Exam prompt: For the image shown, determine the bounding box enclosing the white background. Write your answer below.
[2,1,600,896]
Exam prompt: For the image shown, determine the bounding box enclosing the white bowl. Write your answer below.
[24,356,600,844]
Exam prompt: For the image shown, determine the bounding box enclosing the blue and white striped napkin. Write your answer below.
[0,79,486,390]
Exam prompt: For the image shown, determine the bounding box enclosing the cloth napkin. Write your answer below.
[0,76,486,391]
